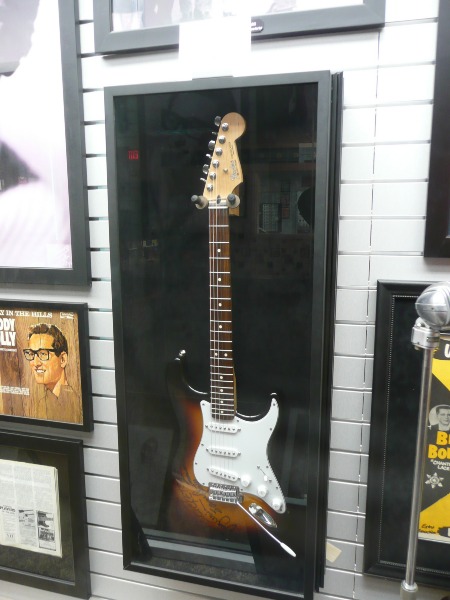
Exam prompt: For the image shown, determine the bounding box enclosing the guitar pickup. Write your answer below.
[206,422,240,434]
[206,446,240,458]
[207,466,238,482]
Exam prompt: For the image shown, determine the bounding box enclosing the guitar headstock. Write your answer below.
[192,113,246,210]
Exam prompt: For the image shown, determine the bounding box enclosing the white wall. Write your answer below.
[1,0,450,599]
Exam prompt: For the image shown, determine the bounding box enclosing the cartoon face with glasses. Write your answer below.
[23,323,68,398]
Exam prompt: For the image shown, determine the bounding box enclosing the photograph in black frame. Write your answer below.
[0,300,93,432]
[93,0,385,54]
[106,71,340,600]
[424,0,450,258]
[0,0,90,285]
[0,431,90,598]
[364,280,450,589]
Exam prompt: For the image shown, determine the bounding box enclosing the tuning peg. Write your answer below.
[211,131,217,137]
[214,116,222,127]
[206,153,212,160]
[208,140,216,151]
[191,195,208,209]
[227,194,240,207]
[202,164,209,174]
[200,177,207,183]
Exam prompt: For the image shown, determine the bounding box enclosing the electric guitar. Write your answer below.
[167,113,293,555]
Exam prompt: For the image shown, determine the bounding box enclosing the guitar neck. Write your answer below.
[209,203,236,420]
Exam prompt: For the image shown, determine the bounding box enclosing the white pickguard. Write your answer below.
[193,396,286,513]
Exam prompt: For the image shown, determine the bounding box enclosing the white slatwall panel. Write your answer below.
[2,0,448,599]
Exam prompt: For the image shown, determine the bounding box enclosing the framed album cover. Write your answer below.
[0,300,92,431]
[105,71,342,599]
[0,0,90,285]
[424,0,450,258]
[0,431,90,598]
[364,280,450,589]
[93,0,385,54]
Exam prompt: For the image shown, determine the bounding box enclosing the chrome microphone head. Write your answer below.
[415,282,450,329]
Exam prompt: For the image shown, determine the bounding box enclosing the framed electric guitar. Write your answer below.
[106,71,341,600]
[167,113,294,556]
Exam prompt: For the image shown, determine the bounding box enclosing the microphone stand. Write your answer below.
[400,282,450,599]
[400,318,440,599]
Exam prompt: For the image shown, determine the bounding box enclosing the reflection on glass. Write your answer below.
[111,0,362,31]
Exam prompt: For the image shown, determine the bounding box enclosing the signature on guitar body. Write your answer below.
[168,113,292,554]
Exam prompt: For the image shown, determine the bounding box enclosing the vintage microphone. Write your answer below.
[401,282,450,599]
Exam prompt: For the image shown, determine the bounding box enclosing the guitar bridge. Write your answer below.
[208,483,243,504]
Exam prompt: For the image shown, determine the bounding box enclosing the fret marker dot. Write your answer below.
[220,388,223,392]
[218,278,222,282]
[215,352,218,356]
[219,303,222,307]
[224,353,228,357]
[218,249,221,253]
[219,325,222,329]
[220,376,223,379]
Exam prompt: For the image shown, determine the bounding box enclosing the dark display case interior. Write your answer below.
[106,72,340,600]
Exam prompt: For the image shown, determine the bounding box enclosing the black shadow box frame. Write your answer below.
[0,0,90,285]
[93,0,385,54]
[424,0,450,258]
[0,300,93,432]
[105,71,341,600]
[364,280,450,588]
[0,430,90,598]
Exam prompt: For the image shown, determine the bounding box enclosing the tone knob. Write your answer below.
[257,485,268,498]
[272,497,283,511]
[241,475,251,487]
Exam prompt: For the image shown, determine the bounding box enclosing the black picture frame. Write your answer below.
[93,0,385,54]
[105,71,340,600]
[0,430,90,598]
[364,280,450,589]
[0,0,90,285]
[0,300,93,432]
[424,0,450,258]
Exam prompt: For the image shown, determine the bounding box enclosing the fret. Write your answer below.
[209,193,236,418]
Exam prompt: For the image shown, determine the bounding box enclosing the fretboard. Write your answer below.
[209,202,236,420]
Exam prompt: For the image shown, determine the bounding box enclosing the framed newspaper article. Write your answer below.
[0,431,90,598]
[0,300,92,431]
[364,281,450,589]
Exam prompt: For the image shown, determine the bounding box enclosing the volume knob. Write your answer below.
[241,475,251,487]
[272,497,283,511]
[257,485,268,498]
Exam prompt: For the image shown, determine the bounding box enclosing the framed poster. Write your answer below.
[0,301,92,431]
[424,0,450,258]
[106,71,341,599]
[0,431,90,599]
[364,280,450,589]
[0,0,90,285]
[93,0,385,54]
